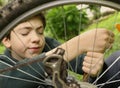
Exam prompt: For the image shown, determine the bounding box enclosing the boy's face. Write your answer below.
[2,16,45,60]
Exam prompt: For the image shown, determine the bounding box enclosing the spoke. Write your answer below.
[88,8,118,84]
[61,5,76,77]
[93,56,120,84]
[62,6,68,60]
[0,55,16,64]
[47,21,59,40]
[86,16,100,82]
[0,74,50,85]
[28,65,46,79]
[75,4,83,73]
[93,12,119,84]
[37,63,48,77]
[98,70,120,88]
[0,54,46,79]
[97,79,120,87]
[0,59,47,83]
[61,6,71,72]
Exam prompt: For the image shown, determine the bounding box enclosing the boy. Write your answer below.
[0,13,114,88]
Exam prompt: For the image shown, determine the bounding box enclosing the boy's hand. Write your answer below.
[82,52,104,77]
[81,28,114,53]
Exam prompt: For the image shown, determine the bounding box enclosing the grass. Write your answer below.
[0,44,5,54]
[68,70,83,81]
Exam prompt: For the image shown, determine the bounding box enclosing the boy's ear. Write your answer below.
[2,37,11,48]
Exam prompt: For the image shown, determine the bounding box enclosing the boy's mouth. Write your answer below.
[28,47,41,53]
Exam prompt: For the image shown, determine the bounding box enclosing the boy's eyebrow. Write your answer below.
[18,25,44,31]
[16,27,32,31]
[36,26,44,30]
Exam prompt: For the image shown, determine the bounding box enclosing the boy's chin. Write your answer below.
[26,53,40,59]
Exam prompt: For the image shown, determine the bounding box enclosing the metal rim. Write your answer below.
[0,0,120,40]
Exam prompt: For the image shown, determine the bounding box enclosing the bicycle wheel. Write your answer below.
[0,0,120,88]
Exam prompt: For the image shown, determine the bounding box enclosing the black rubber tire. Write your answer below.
[0,0,120,41]
[0,0,55,33]
[106,0,120,4]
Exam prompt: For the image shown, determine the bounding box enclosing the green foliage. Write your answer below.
[68,70,83,81]
[0,0,9,7]
[0,0,2,6]
[45,5,89,40]
[0,44,5,54]
[87,13,120,30]
[0,0,6,6]
[89,5,101,19]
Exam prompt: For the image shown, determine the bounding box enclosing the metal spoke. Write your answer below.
[93,56,120,84]
[0,59,47,83]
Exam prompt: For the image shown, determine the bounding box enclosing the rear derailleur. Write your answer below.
[40,48,97,88]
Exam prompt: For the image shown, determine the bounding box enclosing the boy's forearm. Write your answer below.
[46,34,85,62]
[46,28,114,62]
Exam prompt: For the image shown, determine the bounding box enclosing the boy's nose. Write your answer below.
[31,32,40,43]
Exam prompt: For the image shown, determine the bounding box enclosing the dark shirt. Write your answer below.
[0,37,84,88]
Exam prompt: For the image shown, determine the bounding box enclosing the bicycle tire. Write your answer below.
[106,0,120,4]
[0,0,55,40]
[0,0,120,41]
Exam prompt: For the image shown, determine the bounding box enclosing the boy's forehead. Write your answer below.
[14,21,31,29]
[14,17,43,30]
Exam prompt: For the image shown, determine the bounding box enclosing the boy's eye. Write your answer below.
[37,29,44,35]
[20,31,29,36]
[20,30,30,36]
[21,33,28,36]
[38,32,44,35]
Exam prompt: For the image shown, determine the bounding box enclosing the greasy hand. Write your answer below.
[82,52,104,77]
[81,28,114,53]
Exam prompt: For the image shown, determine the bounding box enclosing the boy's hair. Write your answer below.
[33,12,46,28]
[5,12,46,39]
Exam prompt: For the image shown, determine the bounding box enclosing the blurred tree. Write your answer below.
[0,0,2,6]
[89,5,101,19]
[45,5,89,40]
[0,0,9,7]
